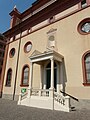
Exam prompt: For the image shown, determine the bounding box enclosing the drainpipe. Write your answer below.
[13,23,22,100]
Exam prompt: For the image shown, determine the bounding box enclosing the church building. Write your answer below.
[1,0,90,112]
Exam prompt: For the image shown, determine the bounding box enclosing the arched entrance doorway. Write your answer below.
[46,62,57,91]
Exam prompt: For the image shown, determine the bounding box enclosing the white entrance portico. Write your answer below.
[18,50,71,112]
[28,50,64,98]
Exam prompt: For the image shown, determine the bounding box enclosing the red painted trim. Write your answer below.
[20,64,30,87]
[20,85,29,87]
[21,0,53,18]
[4,3,90,45]
[78,2,82,9]
[9,7,21,28]
[4,0,81,37]
[87,0,90,5]
[83,83,90,86]
[9,8,21,17]
[82,50,90,86]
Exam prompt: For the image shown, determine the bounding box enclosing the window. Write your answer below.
[6,69,12,87]
[21,65,29,86]
[24,41,32,53]
[9,48,15,58]
[82,51,90,86]
[81,22,90,33]
[81,0,87,8]
[77,18,90,35]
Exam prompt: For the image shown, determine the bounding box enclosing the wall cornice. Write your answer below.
[3,0,81,37]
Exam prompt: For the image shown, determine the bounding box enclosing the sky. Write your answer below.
[0,0,36,33]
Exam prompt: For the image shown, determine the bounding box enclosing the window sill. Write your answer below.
[81,5,87,9]
[83,83,90,86]
[20,84,29,87]
[5,85,11,87]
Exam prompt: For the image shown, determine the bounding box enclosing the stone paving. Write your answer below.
[0,99,90,120]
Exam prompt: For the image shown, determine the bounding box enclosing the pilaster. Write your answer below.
[27,62,33,98]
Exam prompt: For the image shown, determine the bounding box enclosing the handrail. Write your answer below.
[21,92,28,97]
[54,92,65,105]
[21,92,28,100]
[60,91,79,102]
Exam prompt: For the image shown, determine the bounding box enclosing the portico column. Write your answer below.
[27,62,33,98]
[50,58,54,89]
[49,58,54,98]
[60,62,64,95]
[39,65,43,96]
[40,65,43,89]
[57,63,60,93]
[43,65,46,89]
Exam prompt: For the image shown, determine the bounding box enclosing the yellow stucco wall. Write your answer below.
[3,7,90,99]
[3,40,19,95]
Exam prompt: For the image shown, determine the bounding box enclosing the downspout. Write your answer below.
[13,23,22,100]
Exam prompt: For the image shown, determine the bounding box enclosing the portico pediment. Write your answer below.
[29,50,63,63]
[31,50,42,57]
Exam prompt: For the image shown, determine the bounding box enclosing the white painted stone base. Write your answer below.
[18,96,70,112]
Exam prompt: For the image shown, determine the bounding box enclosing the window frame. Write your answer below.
[9,48,15,58]
[82,51,90,86]
[78,0,90,9]
[5,68,12,87]
[77,18,90,35]
[24,41,32,53]
[20,65,29,87]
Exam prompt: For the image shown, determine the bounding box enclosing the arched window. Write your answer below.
[21,65,29,86]
[6,68,12,87]
[82,51,90,86]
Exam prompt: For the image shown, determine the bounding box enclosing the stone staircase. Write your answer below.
[18,89,71,112]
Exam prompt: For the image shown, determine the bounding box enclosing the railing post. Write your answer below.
[18,93,22,105]
[27,88,31,98]
[39,89,41,96]
[65,96,70,112]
